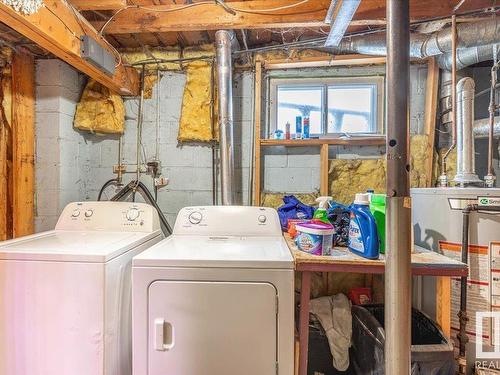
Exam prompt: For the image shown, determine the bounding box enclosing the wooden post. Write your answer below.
[12,49,35,238]
[254,60,262,206]
[0,52,13,240]
[436,277,452,337]
[320,144,329,196]
[423,57,439,187]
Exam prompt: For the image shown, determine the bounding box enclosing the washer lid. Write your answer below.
[0,230,160,263]
[133,235,294,269]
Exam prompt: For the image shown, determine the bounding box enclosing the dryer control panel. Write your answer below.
[173,206,282,237]
[56,202,160,233]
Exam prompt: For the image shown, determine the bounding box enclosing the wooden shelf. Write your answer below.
[260,137,386,147]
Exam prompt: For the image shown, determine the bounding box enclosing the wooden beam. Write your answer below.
[0,1,139,96]
[254,60,262,207]
[69,0,126,11]
[260,137,386,147]
[12,49,35,238]
[93,0,495,34]
[0,53,13,240]
[320,144,329,196]
[423,57,439,187]
[264,55,386,70]
[95,0,332,34]
[436,277,451,337]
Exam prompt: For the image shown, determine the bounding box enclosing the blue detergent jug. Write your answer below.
[348,193,380,259]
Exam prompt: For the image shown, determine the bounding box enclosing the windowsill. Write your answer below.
[260,137,386,147]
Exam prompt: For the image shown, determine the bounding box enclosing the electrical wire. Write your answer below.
[98,0,313,35]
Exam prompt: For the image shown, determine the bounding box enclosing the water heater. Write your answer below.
[412,187,500,348]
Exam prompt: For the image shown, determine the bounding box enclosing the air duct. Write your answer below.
[215,30,237,205]
[437,44,496,71]
[454,77,482,186]
[326,18,500,71]
[473,116,500,137]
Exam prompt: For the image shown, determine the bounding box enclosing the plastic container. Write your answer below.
[303,117,310,139]
[295,116,303,139]
[295,221,334,256]
[348,193,379,259]
[351,304,454,375]
[285,122,291,140]
[369,193,386,254]
[313,196,333,224]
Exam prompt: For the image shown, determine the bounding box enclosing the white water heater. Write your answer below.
[412,187,500,348]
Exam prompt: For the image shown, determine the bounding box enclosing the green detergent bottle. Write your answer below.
[369,194,386,254]
[313,196,333,224]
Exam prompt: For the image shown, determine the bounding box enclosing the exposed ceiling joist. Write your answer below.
[94,0,332,34]
[0,1,139,96]
[69,0,127,11]
[91,0,496,35]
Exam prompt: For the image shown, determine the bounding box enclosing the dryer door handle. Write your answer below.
[154,318,175,351]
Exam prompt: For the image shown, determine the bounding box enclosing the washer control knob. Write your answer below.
[126,208,140,221]
[189,211,203,224]
[84,209,94,218]
[258,215,267,223]
[71,209,80,218]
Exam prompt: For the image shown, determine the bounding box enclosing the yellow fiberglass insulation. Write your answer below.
[328,136,433,205]
[178,60,217,142]
[261,192,318,209]
[329,159,387,205]
[74,80,125,135]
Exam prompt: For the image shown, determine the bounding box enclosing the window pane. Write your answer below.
[327,86,375,133]
[277,86,323,135]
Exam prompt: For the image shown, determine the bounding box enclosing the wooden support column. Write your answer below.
[436,277,452,337]
[254,60,262,206]
[12,49,34,238]
[0,52,13,240]
[423,57,439,187]
[320,144,329,196]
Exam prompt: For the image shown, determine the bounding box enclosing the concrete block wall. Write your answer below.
[35,60,87,231]
[33,60,429,231]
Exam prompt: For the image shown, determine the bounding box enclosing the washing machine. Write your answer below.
[132,206,294,375]
[0,201,163,375]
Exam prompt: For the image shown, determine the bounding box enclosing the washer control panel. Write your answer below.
[56,202,160,233]
[174,206,281,237]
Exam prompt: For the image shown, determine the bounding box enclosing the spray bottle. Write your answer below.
[313,196,333,224]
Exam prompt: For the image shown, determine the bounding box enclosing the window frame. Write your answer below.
[268,75,385,137]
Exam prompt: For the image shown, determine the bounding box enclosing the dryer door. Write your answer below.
[148,281,277,375]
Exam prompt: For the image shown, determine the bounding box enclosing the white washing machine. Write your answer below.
[0,201,163,375]
[132,206,294,375]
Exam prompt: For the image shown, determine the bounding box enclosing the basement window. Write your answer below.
[269,76,385,137]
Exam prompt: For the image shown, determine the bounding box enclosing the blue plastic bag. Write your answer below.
[277,195,315,231]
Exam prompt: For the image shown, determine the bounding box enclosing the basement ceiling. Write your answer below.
[73,0,498,50]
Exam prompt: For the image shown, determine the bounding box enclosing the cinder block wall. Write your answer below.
[33,60,429,231]
[35,60,87,231]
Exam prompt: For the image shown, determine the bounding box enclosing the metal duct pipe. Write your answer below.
[454,77,482,185]
[215,30,237,205]
[437,44,496,70]
[385,0,412,374]
[326,18,500,70]
[473,116,500,137]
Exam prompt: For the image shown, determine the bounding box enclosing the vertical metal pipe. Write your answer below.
[486,58,498,187]
[215,30,236,205]
[136,65,146,183]
[454,77,482,185]
[385,1,411,374]
[439,15,458,187]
